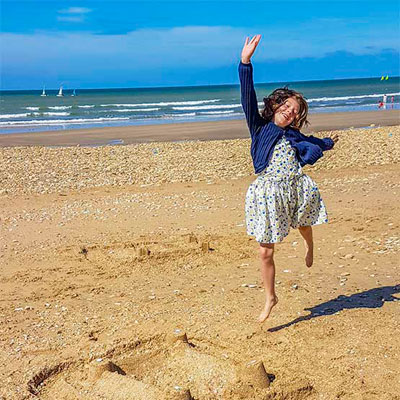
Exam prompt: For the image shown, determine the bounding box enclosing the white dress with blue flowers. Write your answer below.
[245,135,328,244]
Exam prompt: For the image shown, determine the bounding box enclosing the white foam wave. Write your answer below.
[202,112,242,117]
[26,107,40,111]
[48,106,72,110]
[43,112,71,116]
[0,113,30,119]
[102,108,160,112]
[199,110,236,115]
[309,92,400,102]
[78,105,95,108]
[163,113,196,118]
[173,104,241,111]
[100,99,221,107]
[0,117,130,126]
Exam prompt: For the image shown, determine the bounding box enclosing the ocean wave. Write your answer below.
[0,113,30,119]
[310,103,379,112]
[78,105,95,108]
[101,108,161,112]
[198,110,236,115]
[26,107,40,111]
[0,117,130,126]
[42,112,71,116]
[173,104,241,111]
[100,99,221,107]
[163,113,197,118]
[48,106,72,110]
[309,92,400,102]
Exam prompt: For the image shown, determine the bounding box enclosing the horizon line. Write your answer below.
[1,75,399,93]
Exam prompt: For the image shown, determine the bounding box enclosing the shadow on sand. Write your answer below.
[268,285,400,333]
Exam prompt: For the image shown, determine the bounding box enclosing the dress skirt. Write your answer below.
[245,136,328,244]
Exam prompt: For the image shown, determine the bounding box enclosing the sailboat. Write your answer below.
[71,89,76,97]
[41,86,47,97]
[56,86,64,97]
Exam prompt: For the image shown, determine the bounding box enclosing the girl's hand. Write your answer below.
[330,133,339,144]
[241,34,261,64]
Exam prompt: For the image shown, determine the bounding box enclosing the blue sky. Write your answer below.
[1,0,399,89]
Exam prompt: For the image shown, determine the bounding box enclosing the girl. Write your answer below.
[239,35,339,323]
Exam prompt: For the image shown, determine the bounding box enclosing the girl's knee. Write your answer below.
[259,243,274,260]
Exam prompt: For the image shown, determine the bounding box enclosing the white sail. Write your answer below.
[41,86,47,97]
[71,89,76,97]
[56,86,64,97]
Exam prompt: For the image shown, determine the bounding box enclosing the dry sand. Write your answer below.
[0,120,399,399]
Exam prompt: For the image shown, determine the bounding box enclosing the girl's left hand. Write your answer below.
[330,133,339,144]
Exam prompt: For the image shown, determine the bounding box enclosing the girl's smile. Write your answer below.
[273,97,300,128]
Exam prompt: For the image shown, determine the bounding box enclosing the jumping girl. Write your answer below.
[239,35,339,323]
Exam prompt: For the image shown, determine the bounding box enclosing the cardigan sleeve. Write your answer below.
[297,131,335,151]
[294,142,323,166]
[238,62,265,138]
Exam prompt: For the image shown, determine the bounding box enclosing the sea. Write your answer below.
[1,77,399,135]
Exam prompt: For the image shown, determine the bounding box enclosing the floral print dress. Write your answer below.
[245,135,328,244]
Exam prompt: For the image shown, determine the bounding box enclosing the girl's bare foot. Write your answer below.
[304,240,313,267]
[258,296,278,323]
[299,226,314,268]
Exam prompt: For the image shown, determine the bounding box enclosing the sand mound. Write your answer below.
[33,332,315,400]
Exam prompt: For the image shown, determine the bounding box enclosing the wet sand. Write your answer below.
[0,109,399,147]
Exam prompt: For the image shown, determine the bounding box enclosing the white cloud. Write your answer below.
[58,7,92,14]
[1,25,398,72]
[57,16,85,23]
[57,7,92,23]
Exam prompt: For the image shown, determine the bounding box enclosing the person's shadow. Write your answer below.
[268,285,400,332]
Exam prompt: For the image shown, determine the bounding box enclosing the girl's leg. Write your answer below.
[298,226,313,267]
[258,243,278,323]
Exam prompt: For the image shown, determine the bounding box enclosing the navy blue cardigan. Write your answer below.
[239,62,334,174]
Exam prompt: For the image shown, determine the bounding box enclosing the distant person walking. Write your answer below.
[383,94,387,109]
[391,96,395,109]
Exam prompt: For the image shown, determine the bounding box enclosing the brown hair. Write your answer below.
[261,86,309,129]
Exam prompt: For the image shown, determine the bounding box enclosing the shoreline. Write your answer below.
[0,109,399,147]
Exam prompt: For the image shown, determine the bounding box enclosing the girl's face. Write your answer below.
[272,96,300,128]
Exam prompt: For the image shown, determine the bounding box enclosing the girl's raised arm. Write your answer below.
[239,35,265,136]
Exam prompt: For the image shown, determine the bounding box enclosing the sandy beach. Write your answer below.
[0,110,399,147]
[1,115,400,399]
